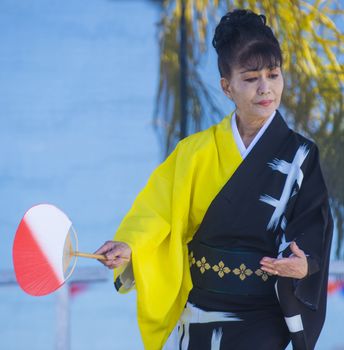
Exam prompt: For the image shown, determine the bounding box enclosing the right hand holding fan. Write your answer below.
[94,241,131,269]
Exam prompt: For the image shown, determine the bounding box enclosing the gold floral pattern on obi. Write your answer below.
[189,251,274,282]
[212,261,231,278]
[233,263,253,280]
[196,257,211,274]
[189,251,196,267]
[255,268,272,281]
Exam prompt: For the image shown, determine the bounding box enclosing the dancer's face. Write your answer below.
[221,65,284,121]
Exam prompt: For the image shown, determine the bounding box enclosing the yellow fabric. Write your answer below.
[113,113,242,350]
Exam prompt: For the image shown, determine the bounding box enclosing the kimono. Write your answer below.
[113,111,333,350]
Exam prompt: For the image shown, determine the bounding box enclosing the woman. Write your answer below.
[95,9,333,350]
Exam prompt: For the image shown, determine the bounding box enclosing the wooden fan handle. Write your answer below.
[74,252,106,260]
[74,251,130,261]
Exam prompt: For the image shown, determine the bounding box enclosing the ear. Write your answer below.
[220,77,232,100]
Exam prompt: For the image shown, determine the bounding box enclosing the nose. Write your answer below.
[257,78,271,96]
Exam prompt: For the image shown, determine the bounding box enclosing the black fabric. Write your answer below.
[187,111,333,350]
[305,256,320,277]
[188,287,280,312]
[276,144,333,349]
[190,111,292,253]
[184,304,290,350]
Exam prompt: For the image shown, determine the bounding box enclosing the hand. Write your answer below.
[94,241,132,270]
[260,241,308,279]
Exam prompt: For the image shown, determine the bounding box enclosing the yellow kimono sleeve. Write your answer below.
[113,142,189,350]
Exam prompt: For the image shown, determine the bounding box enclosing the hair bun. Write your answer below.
[222,9,266,27]
[212,9,267,53]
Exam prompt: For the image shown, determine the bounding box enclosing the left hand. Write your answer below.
[260,241,308,279]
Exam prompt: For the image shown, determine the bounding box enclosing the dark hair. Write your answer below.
[212,9,283,78]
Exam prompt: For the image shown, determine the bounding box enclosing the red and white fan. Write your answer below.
[13,204,107,296]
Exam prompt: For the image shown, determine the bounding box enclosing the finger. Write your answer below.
[94,241,115,255]
[290,241,305,257]
[105,263,116,270]
[261,257,293,273]
[97,259,112,268]
[261,266,278,275]
[271,257,292,267]
[260,261,276,270]
[104,251,129,263]
[104,258,128,269]
[260,257,276,263]
[260,257,282,269]
[105,248,127,261]
[102,259,118,268]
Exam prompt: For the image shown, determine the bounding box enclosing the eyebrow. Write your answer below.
[240,69,258,74]
[240,67,279,74]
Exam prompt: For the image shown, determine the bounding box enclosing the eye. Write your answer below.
[269,73,279,79]
[244,77,258,82]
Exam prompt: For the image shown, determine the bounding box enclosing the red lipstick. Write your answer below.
[257,100,273,107]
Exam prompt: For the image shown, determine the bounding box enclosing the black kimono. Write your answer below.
[180,111,333,350]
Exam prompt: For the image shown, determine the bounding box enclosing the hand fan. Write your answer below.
[13,204,108,296]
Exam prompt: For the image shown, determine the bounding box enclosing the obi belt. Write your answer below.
[188,240,277,297]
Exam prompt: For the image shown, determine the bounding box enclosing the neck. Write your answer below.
[235,113,271,148]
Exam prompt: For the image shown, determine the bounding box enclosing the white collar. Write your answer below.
[231,111,276,159]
